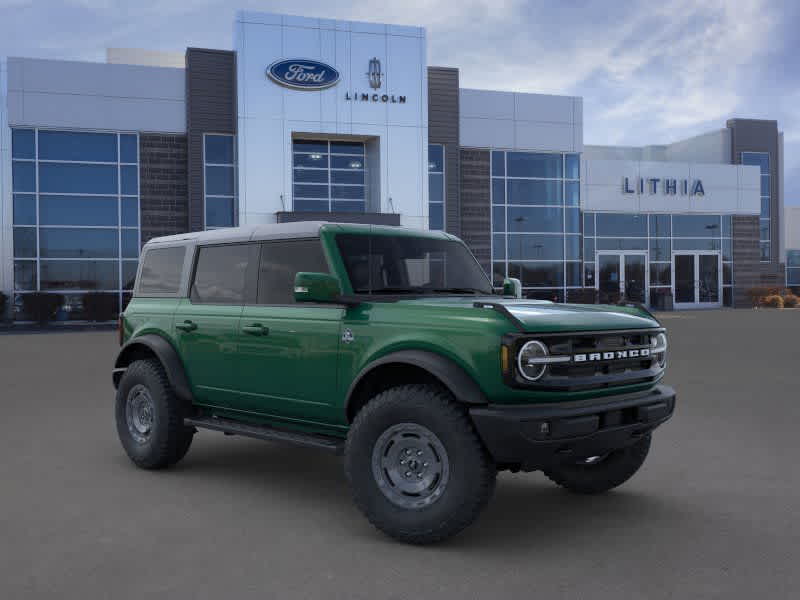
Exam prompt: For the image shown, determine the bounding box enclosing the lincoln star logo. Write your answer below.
[266,59,340,90]
[367,57,382,89]
[573,348,650,362]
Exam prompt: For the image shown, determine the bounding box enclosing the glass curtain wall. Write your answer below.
[741,152,770,261]
[428,144,444,230]
[787,250,800,289]
[204,134,236,229]
[292,140,366,213]
[11,128,140,320]
[491,150,581,301]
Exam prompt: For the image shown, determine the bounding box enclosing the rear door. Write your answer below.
[173,242,258,409]
[235,239,344,424]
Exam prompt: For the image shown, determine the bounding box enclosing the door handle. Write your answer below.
[175,320,197,332]
[242,323,269,336]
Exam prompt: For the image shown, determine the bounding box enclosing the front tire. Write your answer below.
[115,359,194,470]
[345,385,496,544]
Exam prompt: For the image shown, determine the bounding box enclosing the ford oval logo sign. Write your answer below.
[267,59,340,90]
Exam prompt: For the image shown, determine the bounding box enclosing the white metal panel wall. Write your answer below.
[235,11,429,226]
[6,58,185,133]
[784,206,800,250]
[459,88,582,152]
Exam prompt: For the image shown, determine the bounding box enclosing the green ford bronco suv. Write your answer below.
[113,222,675,544]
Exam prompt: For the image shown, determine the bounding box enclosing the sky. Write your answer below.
[1,0,798,204]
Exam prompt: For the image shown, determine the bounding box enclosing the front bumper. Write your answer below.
[469,384,676,471]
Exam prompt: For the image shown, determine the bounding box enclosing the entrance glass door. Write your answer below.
[673,252,721,308]
[596,252,648,304]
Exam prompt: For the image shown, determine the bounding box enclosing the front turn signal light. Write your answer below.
[501,344,510,375]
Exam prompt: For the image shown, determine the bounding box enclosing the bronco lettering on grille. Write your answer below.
[573,348,650,362]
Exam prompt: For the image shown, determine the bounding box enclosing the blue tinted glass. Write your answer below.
[565,208,580,233]
[565,181,579,206]
[429,203,444,230]
[12,161,36,192]
[121,165,138,195]
[206,197,234,227]
[13,194,36,225]
[120,134,138,163]
[492,206,505,232]
[293,140,328,154]
[596,238,648,251]
[759,220,770,240]
[566,262,581,287]
[650,264,671,286]
[294,169,328,183]
[121,198,139,226]
[40,195,118,226]
[294,184,328,199]
[40,260,119,290]
[14,261,37,290]
[787,250,800,268]
[492,235,505,260]
[789,268,800,285]
[649,238,671,261]
[293,153,329,168]
[595,213,647,237]
[507,206,563,233]
[205,135,234,164]
[583,213,595,236]
[331,201,365,213]
[38,131,117,162]
[122,261,139,290]
[507,234,564,260]
[760,175,770,196]
[584,262,595,286]
[330,141,364,155]
[507,152,562,178]
[492,179,505,205]
[331,185,364,200]
[565,235,581,260]
[40,228,118,258]
[583,237,595,261]
[428,145,444,172]
[508,261,563,287]
[721,215,732,237]
[741,152,769,174]
[429,173,444,204]
[507,180,562,205]
[722,238,732,261]
[491,151,505,177]
[673,238,721,251]
[760,242,770,261]
[761,197,770,218]
[565,154,579,179]
[14,227,37,258]
[294,199,328,212]
[332,170,365,185]
[673,214,721,237]
[649,214,671,237]
[331,155,364,169]
[39,163,118,194]
[12,129,35,159]
[122,229,139,258]
[206,166,235,195]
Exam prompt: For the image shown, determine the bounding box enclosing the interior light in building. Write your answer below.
[310,153,322,160]
[349,160,363,169]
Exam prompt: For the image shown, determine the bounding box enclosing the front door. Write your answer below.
[596,252,648,304]
[672,252,721,309]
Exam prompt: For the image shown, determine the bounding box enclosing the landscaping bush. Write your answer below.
[782,294,799,308]
[762,295,784,309]
[21,293,64,324]
[747,287,790,307]
[82,292,119,322]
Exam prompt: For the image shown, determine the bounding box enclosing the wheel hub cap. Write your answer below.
[126,384,154,444]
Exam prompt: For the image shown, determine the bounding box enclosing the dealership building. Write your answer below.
[0,10,794,318]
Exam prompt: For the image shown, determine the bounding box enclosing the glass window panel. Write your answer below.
[137,246,185,295]
[12,161,36,192]
[525,289,564,302]
[429,203,444,230]
[565,181,579,206]
[331,185,364,200]
[428,173,443,203]
[331,155,364,170]
[205,197,234,228]
[759,219,770,240]
[507,234,564,260]
[596,238,647,251]
[121,198,139,227]
[13,194,36,225]
[583,237,595,261]
[507,206,563,233]
[672,214,721,237]
[428,144,444,172]
[584,262,595,287]
[760,175,770,197]
[294,184,329,199]
[565,235,581,260]
[492,179,505,205]
[565,208,580,233]
[741,152,769,174]
[13,227,37,258]
[650,263,671,286]
[721,215,732,237]
[122,261,139,290]
[121,165,138,195]
[492,235,506,260]
[330,141,364,155]
[491,151,505,177]
[39,163,118,194]
[649,238,671,261]
[293,140,328,154]
[294,199,329,212]
[761,197,770,218]
[507,152,562,178]
[596,213,647,237]
[205,165,234,196]
[293,153,329,168]
[40,260,119,290]
[293,168,328,183]
[649,214,671,237]
[722,238,732,261]
[331,200,365,213]
[257,240,329,304]
[673,238,721,251]
[566,262,581,287]
[492,262,506,287]
[40,195,118,226]
[787,251,800,268]
[565,154,580,180]
[14,261,37,290]
[760,242,770,261]
[204,135,234,164]
[122,229,139,258]
[38,130,117,162]
[40,228,118,258]
[723,263,732,285]
[723,287,732,307]
[787,268,800,285]
[12,129,35,159]
[583,213,595,236]
[120,134,138,163]
[191,243,252,304]
[492,206,505,232]
[508,261,564,287]
[507,179,562,205]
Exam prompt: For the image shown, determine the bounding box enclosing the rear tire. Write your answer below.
[115,359,194,470]
[345,384,496,544]
[543,434,651,494]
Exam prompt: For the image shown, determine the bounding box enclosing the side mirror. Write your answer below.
[502,277,522,299]
[294,272,343,303]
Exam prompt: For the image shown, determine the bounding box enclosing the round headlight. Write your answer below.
[651,332,667,368]
[517,340,549,381]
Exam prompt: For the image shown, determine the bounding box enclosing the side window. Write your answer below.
[137,246,186,295]
[190,244,252,304]
[257,239,329,304]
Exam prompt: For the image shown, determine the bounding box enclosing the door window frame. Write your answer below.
[671,250,722,309]
[595,250,649,305]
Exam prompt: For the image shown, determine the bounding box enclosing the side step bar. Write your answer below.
[185,416,345,455]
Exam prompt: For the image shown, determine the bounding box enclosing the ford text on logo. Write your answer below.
[266,59,340,90]
[574,348,651,362]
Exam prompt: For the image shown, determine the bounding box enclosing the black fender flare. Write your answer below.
[113,334,193,403]
[345,350,487,419]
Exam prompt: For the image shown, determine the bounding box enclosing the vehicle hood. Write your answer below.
[393,297,660,333]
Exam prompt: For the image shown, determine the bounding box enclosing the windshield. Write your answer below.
[335,233,493,295]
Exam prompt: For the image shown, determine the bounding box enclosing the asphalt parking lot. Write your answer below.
[1,309,799,599]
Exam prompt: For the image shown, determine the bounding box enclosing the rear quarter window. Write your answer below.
[137,246,187,295]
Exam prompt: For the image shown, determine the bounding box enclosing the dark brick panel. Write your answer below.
[459,149,491,274]
[139,134,189,244]
[428,67,461,237]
